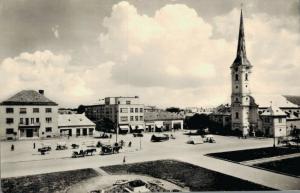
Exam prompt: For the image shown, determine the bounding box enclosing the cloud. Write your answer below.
[0,50,95,106]
[51,25,60,39]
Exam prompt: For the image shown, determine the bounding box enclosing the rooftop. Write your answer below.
[0,90,58,106]
[58,114,95,127]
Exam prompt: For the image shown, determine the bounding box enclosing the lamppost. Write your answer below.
[115,122,119,144]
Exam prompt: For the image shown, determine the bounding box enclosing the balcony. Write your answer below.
[19,122,41,128]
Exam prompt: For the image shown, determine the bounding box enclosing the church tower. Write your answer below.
[231,9,258,136]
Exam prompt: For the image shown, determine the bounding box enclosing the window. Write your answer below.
[6,108,14,113]
[31,118,34,124]
[235,98,239,102]
[130,108,134,113]
[120,116,128,122]
[76,128,81,136]
[135,116,138,121]
[36,118,40,123]
[130,116,134,121]
[126,101,131,105]
[120,108,128,113]
[135,108,138,113]
[235,85,238,89]
[89,128,94,136]
[245,73,248,81]
[33,108,39,113]
[6,128,14,134]
[6,118,14,124]
[140,116,143,121]
[46,108,52,113]
[235,112,239,119]
[278,118,282,123]
[140,108,143,113]
[46,117,52,123]
[46,127,52,132]
[20,108,27,114]
[20,118,24,124]
[235,74,239,81]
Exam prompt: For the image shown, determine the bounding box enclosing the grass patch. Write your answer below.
[101,160,273,191]
[1,168,99,193]
[207,147,300,162]
[254,157,300,177]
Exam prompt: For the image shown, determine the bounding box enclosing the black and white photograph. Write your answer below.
[0,0,300,192]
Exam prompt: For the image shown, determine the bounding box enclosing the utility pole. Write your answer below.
[116,123,118,144]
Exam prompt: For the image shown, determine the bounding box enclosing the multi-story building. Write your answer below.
[230,9,258,136]
[0,90,58,140]
[85,96,145,133]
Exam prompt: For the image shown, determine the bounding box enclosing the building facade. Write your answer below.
[144,106,184,132]
[85,96,145,133]
[0,90,58,140]
[58,114,95,137]
[230,9,258,136]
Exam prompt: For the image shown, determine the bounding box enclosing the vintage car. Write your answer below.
[100,143,122,155]
[56,142,68,150]
[151,134,169,142]
[133,133,143,137]
[203,135,216,143]
[187,136,204,144]
[38,143,52,155]
[72,147,97,158]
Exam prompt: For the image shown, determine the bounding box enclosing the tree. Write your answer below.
[77,105,86,114]
[95,118,115,133]
[166,107,181,113]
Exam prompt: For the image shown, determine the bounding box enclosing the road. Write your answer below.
[1,131,299,190]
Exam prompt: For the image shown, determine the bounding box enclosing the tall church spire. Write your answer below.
[232,8,251,67]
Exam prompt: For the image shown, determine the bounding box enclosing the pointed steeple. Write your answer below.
[232,8,251,67]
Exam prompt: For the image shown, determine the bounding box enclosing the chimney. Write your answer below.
[39,90,44,95]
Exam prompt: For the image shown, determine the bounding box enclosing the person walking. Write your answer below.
[128,141,132,147]
[11,144,14,151]
[123,156,126,164]
[33,142,36,149]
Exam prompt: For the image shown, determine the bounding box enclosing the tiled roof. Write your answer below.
[1,90,58,106]
[261,106,286,117]
[58,114,95,127]
[283,95,300,106]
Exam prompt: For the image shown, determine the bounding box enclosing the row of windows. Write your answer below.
[120,108,143,113]
[6,107,52,114]
[6,127,53,135]
[120,116,144,122]
[76,128,94,136]
[6,117,53,124]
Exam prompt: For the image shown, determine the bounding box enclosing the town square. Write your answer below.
[0,0,300,192]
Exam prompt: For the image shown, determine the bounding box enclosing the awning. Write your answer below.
[119,125,129,131]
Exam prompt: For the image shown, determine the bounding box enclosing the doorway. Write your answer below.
[26,129,33,137]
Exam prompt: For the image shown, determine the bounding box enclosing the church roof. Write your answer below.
[283,95,300,107]
[232,9,252,67]
[254,94,298,108]
[261,106,287,117]
[0,90,58,106]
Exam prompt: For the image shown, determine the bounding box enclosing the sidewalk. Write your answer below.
[240,153,300,166]
[176,154,300,190]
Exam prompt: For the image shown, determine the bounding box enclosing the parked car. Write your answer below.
[203,135,216,143]
[133,133,143,137]
[100,143,122,155]
[151,134,169,142]
[38,143,52,155]
[187,136,204,144]
[56,142,68,150]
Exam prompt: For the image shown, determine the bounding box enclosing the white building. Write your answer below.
[58,114,95,137]
[0,90,58,140]
[85,96,145,133]
[230,9,258,136]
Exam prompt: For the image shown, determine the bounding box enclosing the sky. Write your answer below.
[0,0,299,108]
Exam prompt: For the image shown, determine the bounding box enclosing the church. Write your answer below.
[230,9,259,136]
[210,8,300,138]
